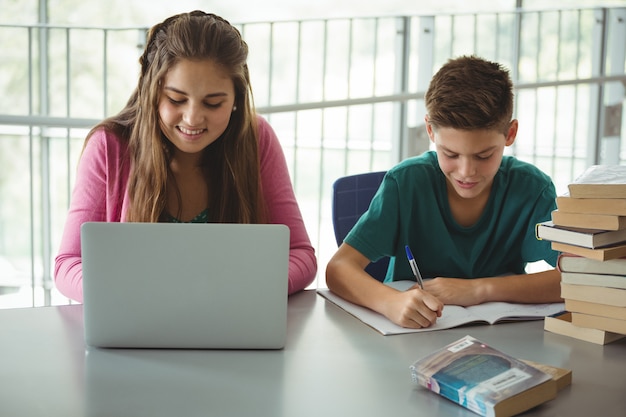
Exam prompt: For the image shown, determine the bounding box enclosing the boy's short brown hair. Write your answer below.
[425,55,514,134]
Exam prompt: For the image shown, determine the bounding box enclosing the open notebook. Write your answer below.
[81,222,290,349]
[318,281,565,335]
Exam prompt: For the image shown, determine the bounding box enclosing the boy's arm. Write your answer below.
[325,243,443,328]
[423,268,563,306]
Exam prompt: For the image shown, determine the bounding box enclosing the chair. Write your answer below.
[331,171,389,282]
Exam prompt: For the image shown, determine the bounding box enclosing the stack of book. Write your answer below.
[537,165,626,344]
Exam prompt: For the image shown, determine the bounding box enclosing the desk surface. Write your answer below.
[1,290,625,417]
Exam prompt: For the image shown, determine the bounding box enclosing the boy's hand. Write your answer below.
[423,277,484,306]
[382,288,443,328]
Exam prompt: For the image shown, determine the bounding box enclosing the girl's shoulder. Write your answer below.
[86,126,128,150]
[81,127,130,166]
[254,115,281,152]
[255,115,276,139]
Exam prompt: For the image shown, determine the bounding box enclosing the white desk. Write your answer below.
[1,290,625,416]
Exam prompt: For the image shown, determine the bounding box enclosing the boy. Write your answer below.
[326,55,562,329]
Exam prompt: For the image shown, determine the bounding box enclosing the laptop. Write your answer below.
[80,222,290,349]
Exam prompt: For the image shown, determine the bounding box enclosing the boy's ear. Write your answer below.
[425,115,436,143]
[505,119,518,146]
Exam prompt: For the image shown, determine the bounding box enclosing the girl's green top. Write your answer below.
[164,208,209,224]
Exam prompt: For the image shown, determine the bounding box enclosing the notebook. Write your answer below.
[80,222,290,349]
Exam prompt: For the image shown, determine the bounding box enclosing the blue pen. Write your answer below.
[404,245,424,289]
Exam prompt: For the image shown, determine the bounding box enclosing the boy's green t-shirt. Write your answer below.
[344,151,558,282]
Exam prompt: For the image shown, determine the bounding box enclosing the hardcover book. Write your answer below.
[568,165,626,199]
[409,335,557,417]
[551,210,626,231]
[571,312,626,335]
[536,220,626,249]
[544,312,625,345]
[557,253,626,275]
[565,299,626,321]
[561,271,626,290]
[551,241,626,261]
[560,283,626,307]
[556,195,626,216]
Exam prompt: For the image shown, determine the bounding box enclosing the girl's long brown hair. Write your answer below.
[85,11,267,224]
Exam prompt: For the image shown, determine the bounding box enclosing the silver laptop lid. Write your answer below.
[81,222,289,349]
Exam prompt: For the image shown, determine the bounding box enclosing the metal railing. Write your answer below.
[0,7,625,307]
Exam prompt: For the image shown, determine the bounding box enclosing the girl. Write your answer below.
[54,11,317,302]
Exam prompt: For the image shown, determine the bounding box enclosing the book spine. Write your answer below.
[565,299,626,321]
[552,241,626,261]
[431,375,490,417]
[571,312,626,335]
[561,283,626,306]
[552,211,625,231]
[544,313,625,344]
[556,196,626,216]
[561,272,626,289]
[410,368,490,417]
